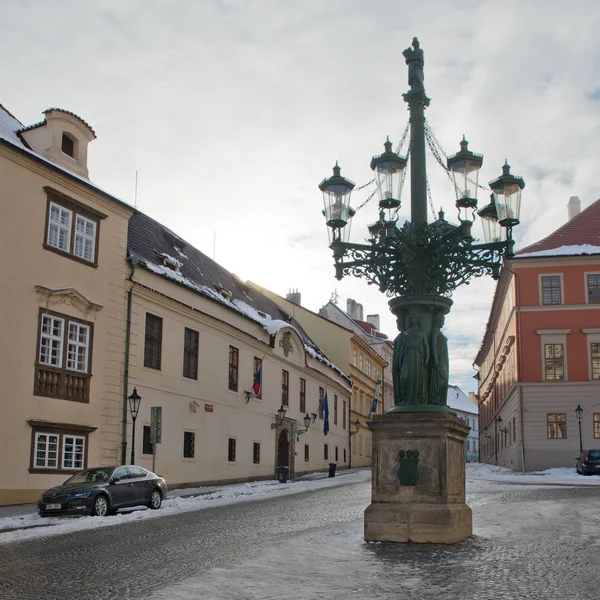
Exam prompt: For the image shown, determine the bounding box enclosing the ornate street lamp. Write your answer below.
[127,387,142,465]
[296,413,312,437]
[318,37,525,411]
[575,404,584,453]
[271,404,288,429]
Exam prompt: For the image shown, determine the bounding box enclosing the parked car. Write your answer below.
[576,450,600,475]
[38,465,168,517]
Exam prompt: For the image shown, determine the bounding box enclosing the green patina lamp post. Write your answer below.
[319,37,525,412]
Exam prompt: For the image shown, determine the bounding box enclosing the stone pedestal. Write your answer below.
[364,411,472,544]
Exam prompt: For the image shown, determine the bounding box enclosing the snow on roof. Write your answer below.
[447,385,478,415]
[517,244,600,258]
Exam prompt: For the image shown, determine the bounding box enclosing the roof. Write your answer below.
[127,212,351,386]
[42,107,97,139]
[447,385,478,415]
[516,199,600,258]
[0,103,130,211]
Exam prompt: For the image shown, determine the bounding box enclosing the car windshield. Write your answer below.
[588,451,600,461]
[64,468,111,485]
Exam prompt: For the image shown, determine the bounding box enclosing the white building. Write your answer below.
[447,385,479,462]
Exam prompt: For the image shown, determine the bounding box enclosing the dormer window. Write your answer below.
[61,132,77,158]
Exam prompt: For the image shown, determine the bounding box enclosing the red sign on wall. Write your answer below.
[204,404,214,413]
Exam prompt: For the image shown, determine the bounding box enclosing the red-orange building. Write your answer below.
[475,197,600,471]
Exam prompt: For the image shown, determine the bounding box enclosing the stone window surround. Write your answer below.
[582,328,600,380]
[536,329,570,382]
[585,272,600,304]
[43,187,106,268]
[28,420,96,474]
[538,273,564,306]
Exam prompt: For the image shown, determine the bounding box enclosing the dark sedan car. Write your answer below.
[576,450,600,475]
[38,465,168,517]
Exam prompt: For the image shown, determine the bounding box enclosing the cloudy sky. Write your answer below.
[2,0,600,393]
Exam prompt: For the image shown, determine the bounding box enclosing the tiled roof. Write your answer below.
[127,211,351,385]
[516,199,600,256]
[42,108,97,139]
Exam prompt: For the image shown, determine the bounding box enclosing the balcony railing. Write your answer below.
[34,365,91,403]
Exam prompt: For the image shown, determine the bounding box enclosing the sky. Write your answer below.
[2,0,600,393]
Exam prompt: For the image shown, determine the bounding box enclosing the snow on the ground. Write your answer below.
[0,470,370,544]
[1,464,598,545]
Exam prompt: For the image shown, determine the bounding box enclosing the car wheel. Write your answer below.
[91,494,110,517]
[148,489,162,510]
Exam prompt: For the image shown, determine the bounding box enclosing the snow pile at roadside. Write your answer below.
[0,470,370,544]
[466,462,600,485]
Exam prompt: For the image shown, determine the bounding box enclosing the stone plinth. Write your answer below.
[364,411,472,544]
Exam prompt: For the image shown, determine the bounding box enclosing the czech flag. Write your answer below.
[247,364,262,401]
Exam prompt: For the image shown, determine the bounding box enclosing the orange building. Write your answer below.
[475,197,600,471]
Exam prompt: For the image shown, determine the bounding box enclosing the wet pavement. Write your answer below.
[0,481,599,599]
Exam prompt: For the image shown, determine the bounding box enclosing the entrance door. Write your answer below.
[277,429,289,470]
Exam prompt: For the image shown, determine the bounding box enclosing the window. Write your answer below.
[142,425,153,455]
[594,414,600,439]
[183,431,195,459]
[544,344,564,380]
[228,346,239,391]
[144,313,163,370]
[359,354,363,371]
[366,361,371,378]
[592,343,600,380]
[300,378,306,413]
[466,417,470,427]
[541,275,562,305]
[344,448,347,463]
[183,328,199,379]
[547,413,567,439]
[29,420,94,473]
[318,387,324,419]
[253,357,262,399]
[282,370,289,406]
[304,444,309,462]
[359,435,363,455]
[44,188,104,265]
[35,310,93,402]
[228,438,236,462]
[513,417,516,440]
[466,440,471,451]
[324,444,329,460]
[253,442,260,464]
[335,446,339,462]
[353,349,357,367]
[61,132,75,157]
[334,395,338,425]
[343,400,347,429]
[588,274,600,304]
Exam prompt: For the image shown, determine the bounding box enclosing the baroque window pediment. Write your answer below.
[35,285,103,320]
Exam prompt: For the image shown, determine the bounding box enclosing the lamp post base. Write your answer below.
[364,411,472,544]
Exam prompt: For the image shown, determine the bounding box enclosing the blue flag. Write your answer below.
[322,391,329,436]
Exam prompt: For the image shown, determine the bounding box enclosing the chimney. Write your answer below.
[367,314,380,331]
[568,196,581,221]
[346,299,364,321]
[286,288,301,306]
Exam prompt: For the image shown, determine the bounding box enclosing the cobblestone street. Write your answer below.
[1,480,599,599]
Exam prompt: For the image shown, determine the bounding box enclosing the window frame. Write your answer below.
[183,327,199,380]
[586,272,600,304]
[593,413,600,440]
[228,437,237,462]
[544,343,565,381]
[342,400,347,429]
[228,346,239,392]
[333,394,338,425]
[183,430,196,459]
[43,187,105,268]
[537,329,570,382]
[142,425,153,455]
[281,369,289,406]
[304,444,309,462]
[34,309,93,403]
[253,441,261,465]
[299,377,306,414]
[144,313,163,370]
[547,413,567,439]
[539,273,563,306]
[28,420,95,474]
[324,443,329,460]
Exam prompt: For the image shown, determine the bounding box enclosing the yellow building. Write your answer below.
[248,286,386,467]
[0,104,133,504]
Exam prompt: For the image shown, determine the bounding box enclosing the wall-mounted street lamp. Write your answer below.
[296,413,312,436]
[350,419,361,436]
[575,404,584,454]
[127,387,142,465]
[271,405,288,430]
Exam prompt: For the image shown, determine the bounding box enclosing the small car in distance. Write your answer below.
[38,465,168,517]
[576,449,600,475]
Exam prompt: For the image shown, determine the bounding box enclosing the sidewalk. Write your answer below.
[0,466,365,521]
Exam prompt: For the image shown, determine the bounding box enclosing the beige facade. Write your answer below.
[0,106,132,504]
[126,215,351,487]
